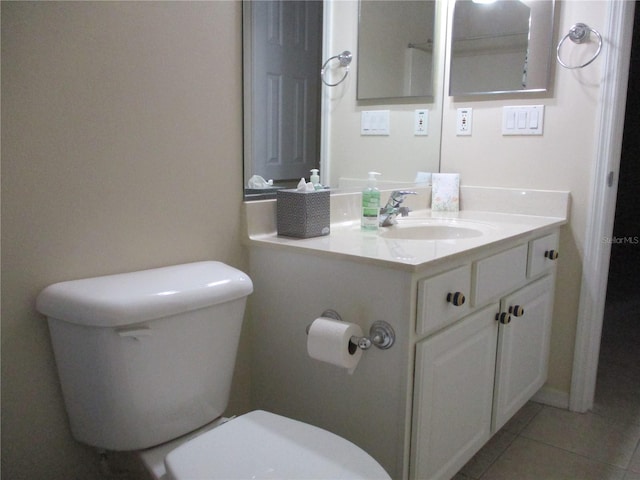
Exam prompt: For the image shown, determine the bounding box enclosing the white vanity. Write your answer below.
[245,186,569,480]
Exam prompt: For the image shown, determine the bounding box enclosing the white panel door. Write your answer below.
[250,1,322,182]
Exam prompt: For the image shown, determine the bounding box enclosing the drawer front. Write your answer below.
[528,232,560,278]
[417,264,471,336]
[473,244,527,306]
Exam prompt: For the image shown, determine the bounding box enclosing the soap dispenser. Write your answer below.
[310,169,322,190]
[361,172,381,231]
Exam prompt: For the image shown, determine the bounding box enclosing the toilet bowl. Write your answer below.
[36,261,390,480]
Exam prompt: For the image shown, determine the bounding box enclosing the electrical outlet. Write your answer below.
[414,109,428,136]
[456,107,472,136]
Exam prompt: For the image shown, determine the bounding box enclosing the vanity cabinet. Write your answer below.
[247,213,562,480]
[410,233,558,480]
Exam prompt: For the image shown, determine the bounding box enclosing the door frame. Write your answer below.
[570,0,636,412]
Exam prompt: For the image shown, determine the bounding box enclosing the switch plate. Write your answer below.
[414,109,428,136]
[502,105,544,135]
[456,108,472,136]
[361,110,390,136]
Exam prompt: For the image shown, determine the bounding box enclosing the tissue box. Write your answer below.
[277,189,330,238]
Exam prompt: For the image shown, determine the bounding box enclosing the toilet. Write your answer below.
[36,261,390,480]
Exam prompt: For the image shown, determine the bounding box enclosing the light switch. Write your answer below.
[502,105,544,136]
[361,110,390,136]
[517,111,527,129]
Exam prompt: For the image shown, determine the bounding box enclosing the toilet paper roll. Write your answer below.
[307,317,363,373]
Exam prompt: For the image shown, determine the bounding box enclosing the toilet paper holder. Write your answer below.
[307,310,395,351]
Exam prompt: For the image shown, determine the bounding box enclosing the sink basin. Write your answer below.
[379,224,484,240]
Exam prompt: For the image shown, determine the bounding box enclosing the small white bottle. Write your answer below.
[310,169,322,190]
[361,172,381,231]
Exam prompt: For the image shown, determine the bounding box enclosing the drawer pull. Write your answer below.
[544,249,559,260]
[509,305,525,317]
[495,312,512,324]
[446,292,466,306]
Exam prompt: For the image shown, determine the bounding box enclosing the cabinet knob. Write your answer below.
[508,305,525,317]
[544,249,559,260]
[446,292,466,306]
[495,312,512,324]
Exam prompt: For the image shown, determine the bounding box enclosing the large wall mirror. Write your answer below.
[357,1,437,100]
[243,0,557,199]
[449,0,556,96]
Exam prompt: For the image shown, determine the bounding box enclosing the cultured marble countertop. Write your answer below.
[244,186,571,273]
[247,210,566,272]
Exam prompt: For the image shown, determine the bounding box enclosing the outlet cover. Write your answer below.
[414,109,428,136]
[456,107,472,136]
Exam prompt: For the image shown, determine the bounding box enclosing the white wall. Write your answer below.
[1,2,248,478]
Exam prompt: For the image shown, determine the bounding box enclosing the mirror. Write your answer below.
[449,0,555,96]
[323,0,445,189]
[357,1,437,100]
[243,0,445,198]
[243,0,558,199]
[243,1,323,197]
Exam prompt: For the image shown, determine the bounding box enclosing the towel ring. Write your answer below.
[321,50,352,87]
[556,23,602,69]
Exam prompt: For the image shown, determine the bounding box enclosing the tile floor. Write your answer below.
[453,283,640,480]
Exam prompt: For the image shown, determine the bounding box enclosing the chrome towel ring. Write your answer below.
[556,23,603,69]
[321,50,352,87]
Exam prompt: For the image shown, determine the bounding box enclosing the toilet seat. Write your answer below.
[164,410,390,480]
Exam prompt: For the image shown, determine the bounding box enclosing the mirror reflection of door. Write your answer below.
[249,0,322,185]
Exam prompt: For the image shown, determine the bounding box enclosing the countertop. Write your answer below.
[244,186,570,273]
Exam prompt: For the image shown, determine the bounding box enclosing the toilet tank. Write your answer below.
[36,261,253,451]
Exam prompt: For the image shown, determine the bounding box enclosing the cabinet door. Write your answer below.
[411,304,499,480]
[493,274,555,431]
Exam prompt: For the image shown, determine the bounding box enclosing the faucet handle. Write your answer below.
[387,190,417,208]
[392,190,417,198]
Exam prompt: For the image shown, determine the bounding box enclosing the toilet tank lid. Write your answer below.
[36,261,253,328]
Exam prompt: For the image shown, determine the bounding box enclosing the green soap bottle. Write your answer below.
[361,172,381,231]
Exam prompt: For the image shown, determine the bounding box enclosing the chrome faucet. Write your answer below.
[379,190,417,227]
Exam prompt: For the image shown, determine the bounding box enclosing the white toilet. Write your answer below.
[36,261,390,480]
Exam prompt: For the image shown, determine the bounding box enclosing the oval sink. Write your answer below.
[380,225,484,240]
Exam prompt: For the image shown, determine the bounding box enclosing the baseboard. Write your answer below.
[532,385,570,409]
